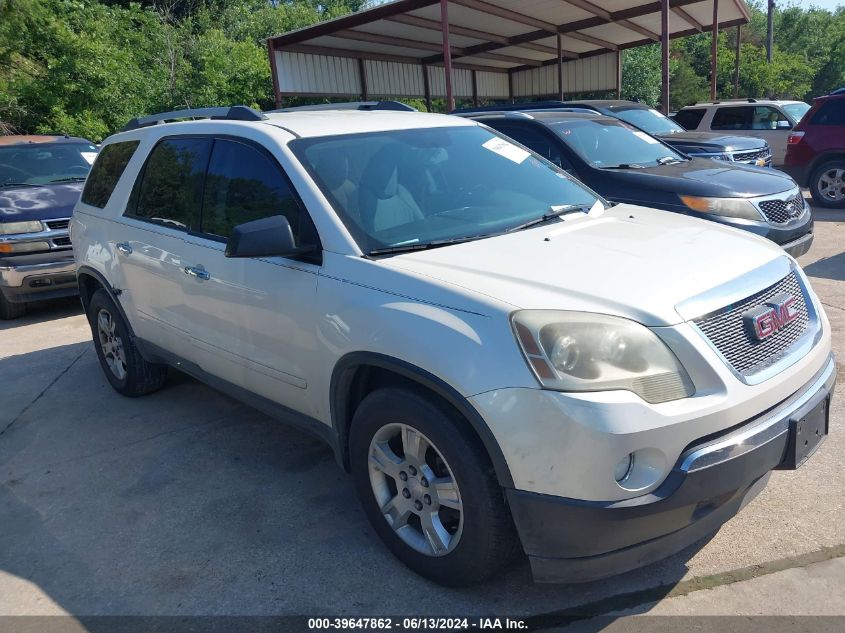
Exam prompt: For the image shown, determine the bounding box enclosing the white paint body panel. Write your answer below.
[73,112,833,503]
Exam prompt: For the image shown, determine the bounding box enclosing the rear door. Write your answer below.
[177,137,322,416]
[115,136,211,356]
[710,105,792,165]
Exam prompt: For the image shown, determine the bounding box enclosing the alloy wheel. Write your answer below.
[96,308,127,380]
[367,423,463,557]
[818,167,845,202]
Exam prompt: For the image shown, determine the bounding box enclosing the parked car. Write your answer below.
[674,99,811,165]
[783,89,845,208]
[462,110,813,257]
[73,105,834,586]
[0,134,97,319]
[457,100,772,167]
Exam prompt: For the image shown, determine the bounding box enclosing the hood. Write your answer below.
[0,182,84,223]
[603,158,796,198]
[382,204,785,326]
[657,131,767,153]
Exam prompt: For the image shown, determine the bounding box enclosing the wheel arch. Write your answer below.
[76,265,140,343]
[809,152,845,181]
[330,352,515,488]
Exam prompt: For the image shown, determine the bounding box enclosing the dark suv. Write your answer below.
[0,135,97,318]
[463,110,813,257]
[783,90,845,208]
[455,100,773,167]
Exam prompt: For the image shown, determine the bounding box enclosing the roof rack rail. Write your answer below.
[123,106,267,132]
[270,100,416,113]
[696,97,757,105]
[452,100,573,115]
[829,87,845,95]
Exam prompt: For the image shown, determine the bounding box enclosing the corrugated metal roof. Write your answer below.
[268,0,750,100]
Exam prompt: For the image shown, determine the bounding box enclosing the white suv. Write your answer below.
[674,99,811,165]
[72,105,835,586]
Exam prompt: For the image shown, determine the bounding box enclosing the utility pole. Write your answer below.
[767,0,775,63]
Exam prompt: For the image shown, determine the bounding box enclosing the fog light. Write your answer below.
[614,453,634,482]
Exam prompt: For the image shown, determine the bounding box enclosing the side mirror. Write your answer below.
[225,215,311,259]
[776,120,792,130]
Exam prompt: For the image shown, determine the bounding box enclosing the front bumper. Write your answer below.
[0,251,78,302]
[508,354,836,583]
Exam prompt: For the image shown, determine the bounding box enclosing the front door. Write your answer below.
[177,137,322,417]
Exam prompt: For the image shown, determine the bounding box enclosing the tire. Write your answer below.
[810,160,845,208]
[349,387,518,586]
[87,288,167,397]
[0,290,27,320]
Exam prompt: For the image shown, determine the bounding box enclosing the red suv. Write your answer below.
[784,89,845,208]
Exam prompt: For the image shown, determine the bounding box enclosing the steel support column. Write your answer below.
[711,0,719,101]
[660,0,669,114]
[358,58,368,100]
[267,41,282,109]
[423,65,432,111]
[440,0,455,112]
[734,24,741,98]
[557,33,564,101]
[616,49,622,99]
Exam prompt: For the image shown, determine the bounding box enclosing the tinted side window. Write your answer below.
[673,108,706,130]
[811,100,845,125]
[129,138,211,231]
[201,139,316,246]
[486,122,572,170]
[81,141,139,208]
[711,106,753,130]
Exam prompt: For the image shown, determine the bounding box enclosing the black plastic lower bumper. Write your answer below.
[508,357,836,583]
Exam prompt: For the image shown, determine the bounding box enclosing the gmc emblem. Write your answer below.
[743,293,800,341]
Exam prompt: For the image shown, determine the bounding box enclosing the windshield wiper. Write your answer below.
[507,203,592,233]
[369,234,490,256]
[0,182,40,188]
[49,177,87,183]
[603,163,645,170]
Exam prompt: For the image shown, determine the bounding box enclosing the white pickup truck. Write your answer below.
[71,105,835,586]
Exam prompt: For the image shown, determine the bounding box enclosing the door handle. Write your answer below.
[116,241,132,256]
[183,265,210,281]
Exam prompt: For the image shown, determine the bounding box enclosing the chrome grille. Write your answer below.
[732,148,771,163]
[45,219,70,230]
[694,272,809,376]
[758,193,805,224]
[52,236,71,247]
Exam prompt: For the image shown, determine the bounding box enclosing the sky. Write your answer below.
[801,0,843,10]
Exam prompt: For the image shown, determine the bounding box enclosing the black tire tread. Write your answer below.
[88,288,167,397]
[810,160,845,209]
[350,387,519,586]
[0,291,27,320]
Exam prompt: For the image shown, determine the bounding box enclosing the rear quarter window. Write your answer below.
[80,141,140,209]
[673,108,706,130]
[810,100,845,125]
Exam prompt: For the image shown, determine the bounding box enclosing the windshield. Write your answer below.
[783,102,810,123]
[612,107,685,135]
[548,119,684,168]
[0,142,97,186]
[290,126,599,254]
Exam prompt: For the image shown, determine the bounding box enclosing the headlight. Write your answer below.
[0,241,50,253]
[512,311,694,404]
[0,220,43,235]
[679,195,763,221]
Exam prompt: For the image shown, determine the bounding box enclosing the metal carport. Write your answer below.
[267,0,751,113]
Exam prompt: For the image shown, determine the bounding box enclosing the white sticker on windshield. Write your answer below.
[482,138,530,164]
[81,152,97,164]
[632,131,660,144]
